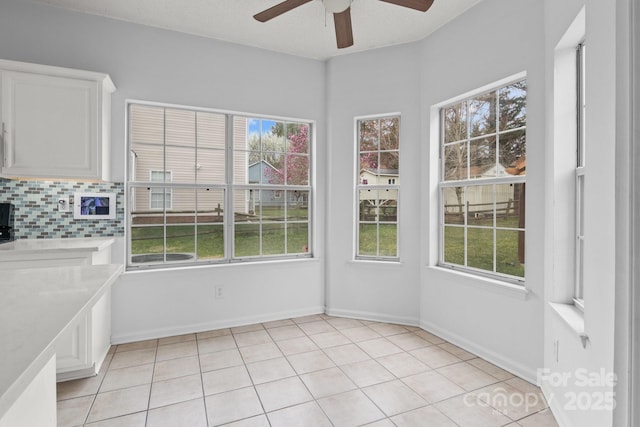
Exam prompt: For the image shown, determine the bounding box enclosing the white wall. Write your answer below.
[325,43,423,325]
[0,0,327,342]
[419,0,546,383]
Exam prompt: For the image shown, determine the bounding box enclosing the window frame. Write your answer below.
[574,41,586,309]
[355,114,401,261]
[126,100,314,270]
[437,79,527,284]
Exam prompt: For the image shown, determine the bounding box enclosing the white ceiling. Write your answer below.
[33,0,481,60]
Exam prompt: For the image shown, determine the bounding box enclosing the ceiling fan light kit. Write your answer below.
[253,0,435,49]
[322,0,352,13]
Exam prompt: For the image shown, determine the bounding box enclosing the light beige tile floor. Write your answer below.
[57,315,559,427]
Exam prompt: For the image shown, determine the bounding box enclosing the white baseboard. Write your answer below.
[111,305,325,344]
[540,381,571,427]
[420,318,538,385]
[325,307,420,327]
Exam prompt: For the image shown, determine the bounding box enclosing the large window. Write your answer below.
[127,103,312,268]
[356,115,400,260]
[439,80,526,282]
[575,42,586,306]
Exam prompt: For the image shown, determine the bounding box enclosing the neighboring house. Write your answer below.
[248,160,306,209]
[359,168,399,187]
[129,107,248,221]
[443,157,526,217]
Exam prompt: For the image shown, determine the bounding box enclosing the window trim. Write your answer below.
[574,41,586,308]
[125,99,314,270]
[354,113,401,262]
[437,77,527,285]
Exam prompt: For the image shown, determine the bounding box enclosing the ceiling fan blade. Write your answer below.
[333,7,354,49]
[379,0,434,12]
[253,0,314,22]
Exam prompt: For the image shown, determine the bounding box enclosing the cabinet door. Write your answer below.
[1,70,99,179]
[55,315,90,372]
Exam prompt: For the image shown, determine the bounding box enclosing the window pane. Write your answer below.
[359,119,380,151]
[262,192,285,222]
[443,187,465,225]
[360,153,379,183]
[130,104,164,146]
[262,223,285,255]
[359,190,378,222]
[287,123,309,154]
[197,225,224,260]
[288,223,309,254]
[287,191,309,220]
[165,109,195,147]
[443,102,467,143]
[196,111,226,150]
[379,224,397,257]
[234,224,260,257]
[443,225,464,265]
[235,150,251,184]
[166,146,196,183]
[196,148,225,184]
[359,223,378,256]
[499,81,527,131]
[466,185,494,226]
[165,188,197,261]
[262,152,284,184]
[149,187,170,210]
[234,189,260,257]
[469,137,496,179]
[379,190,398,222]
[499,129,526,174]
[467,227,494,271]
[469,92,496,138]
[496,229,525,277]
[380,117,400,150]
[196,188,225,260]
[496,183,525,228]
[165,225,196,263]
[130,226,164,261]
[380,151,399,176]
[285,154,309,185]
[131,144,164,182]
[443,142,467,181]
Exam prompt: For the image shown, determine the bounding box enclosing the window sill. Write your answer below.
[549,302,588,348]
[349,259,403,266]
[124,256,319,275]
[428,266,529,300]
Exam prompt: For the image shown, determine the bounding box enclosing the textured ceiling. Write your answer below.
[33,0,481,60]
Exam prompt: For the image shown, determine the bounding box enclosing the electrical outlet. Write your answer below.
[57,196,70,212]
[214,285,224,299]
[554,340,560,363]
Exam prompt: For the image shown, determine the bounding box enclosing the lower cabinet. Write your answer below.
[55,289,111,381]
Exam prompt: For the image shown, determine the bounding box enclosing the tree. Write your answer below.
[264,125,309,188]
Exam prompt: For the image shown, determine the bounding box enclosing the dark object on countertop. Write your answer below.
[0,202,15,241]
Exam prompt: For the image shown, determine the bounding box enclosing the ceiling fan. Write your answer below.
[253,0,435,49]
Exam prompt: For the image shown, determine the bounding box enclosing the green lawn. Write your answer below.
[444,216,525,278]
[132,211,524,278]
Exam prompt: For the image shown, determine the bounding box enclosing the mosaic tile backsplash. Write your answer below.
[0,178,124,239]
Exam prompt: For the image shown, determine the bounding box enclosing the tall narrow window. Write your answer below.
[575,42,586,306]
[356,115,400,260]
[439,80,527,282]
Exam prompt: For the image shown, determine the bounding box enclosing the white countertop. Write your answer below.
[0,237,115,253]
[0,264,122,419]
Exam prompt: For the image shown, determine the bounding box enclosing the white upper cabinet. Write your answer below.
[0,59,115,181]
